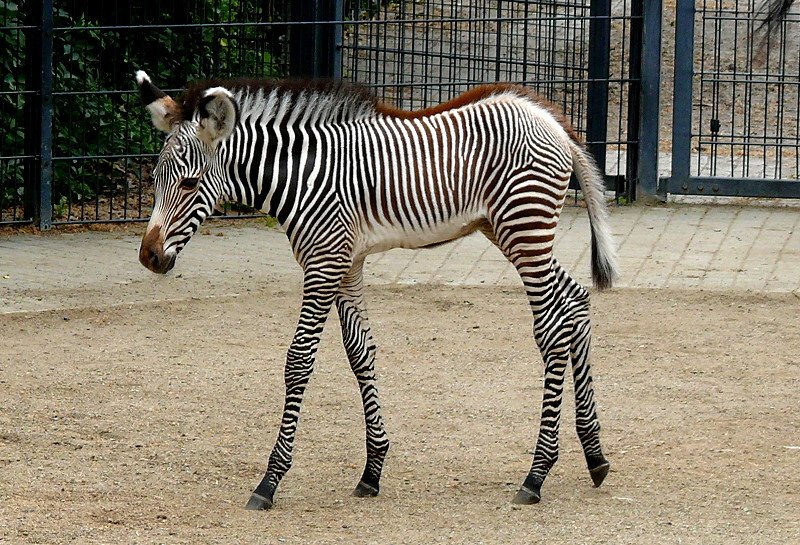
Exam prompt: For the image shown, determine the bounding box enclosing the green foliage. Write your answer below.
[0,0,285,217]
[0,1,26,211]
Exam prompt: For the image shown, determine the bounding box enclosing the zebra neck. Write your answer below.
[213,88,375,219]
[220,117,343,223]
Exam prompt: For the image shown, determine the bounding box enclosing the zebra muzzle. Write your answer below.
[139,229,176,274]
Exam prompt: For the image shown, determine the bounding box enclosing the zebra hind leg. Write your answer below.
[494,244,570,505]
[335,260,390,497]
[483,207,570,503]
[552,262,610,487]
[511,276,572,505]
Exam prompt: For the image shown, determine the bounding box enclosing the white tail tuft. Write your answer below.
[568,140,619,290]
[135,70,150,86]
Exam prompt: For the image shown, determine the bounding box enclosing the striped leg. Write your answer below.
[246,264,347,510]
[335,260,390,497]
[485,199,572,504]
[552,261,610,486]
[513,274,572,505]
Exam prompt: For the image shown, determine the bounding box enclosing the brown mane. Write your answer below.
[376,83,581,143]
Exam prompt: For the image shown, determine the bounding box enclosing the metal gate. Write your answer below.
[669,0,800,198]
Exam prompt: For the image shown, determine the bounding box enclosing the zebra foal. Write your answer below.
[135,71,617,509]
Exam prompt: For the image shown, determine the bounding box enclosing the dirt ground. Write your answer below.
[1,285,799,544]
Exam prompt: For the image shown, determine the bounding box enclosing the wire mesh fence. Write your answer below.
[340,0,643,192]
[49,0,295,224]
[17,1,797,227]
[693,0,799,180]
[0,0,34,225]
[1,0,296,226]
[1,0,656,227]
[669,0,800,197]
[342,1,592,111]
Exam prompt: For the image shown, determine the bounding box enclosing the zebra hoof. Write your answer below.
[589,461,611,488]
[245,492,274,510]
[513,473,543,504]
[511,485,541,505]
[352,480,379,497]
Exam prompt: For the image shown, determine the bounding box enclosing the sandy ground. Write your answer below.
[1,283,799,544]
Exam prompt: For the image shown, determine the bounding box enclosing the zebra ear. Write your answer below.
[197,87,238,149]
[136,70,180,132]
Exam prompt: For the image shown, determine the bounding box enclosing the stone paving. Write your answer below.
[1,203,798,314]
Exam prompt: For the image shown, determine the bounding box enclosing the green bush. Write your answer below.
[0,1,26,212]
[0,0,285,217]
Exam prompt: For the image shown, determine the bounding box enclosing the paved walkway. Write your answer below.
[1,204,798,314]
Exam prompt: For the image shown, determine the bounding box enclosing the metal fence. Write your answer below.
[0,0,664,228]
[9,0,799,229]
[669,0,800,198]
[339,0,655,199]
[1,0,295,227]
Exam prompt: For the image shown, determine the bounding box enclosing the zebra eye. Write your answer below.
[179,177,199,190]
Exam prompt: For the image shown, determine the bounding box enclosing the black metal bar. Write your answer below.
[625,0,643,201]
[289,1,340,79]
[331,0,344,79]
[586,0,611,183]
[49,214,267,227]
[636,0,662,198]
[38,0,54,230]
[667,177,800,199]
[314,1,325,77]
[22,0,43,224]
[289,2,317,77]
[669,0,695,195]
[52,15,627,32]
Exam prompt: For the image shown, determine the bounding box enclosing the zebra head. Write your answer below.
[136,71,238,274]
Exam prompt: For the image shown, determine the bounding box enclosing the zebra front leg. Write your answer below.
[335,260,390,497]
[246,270,344,510]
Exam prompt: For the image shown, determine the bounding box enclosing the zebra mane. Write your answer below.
[178,78,381,125]
[176,78,581,144]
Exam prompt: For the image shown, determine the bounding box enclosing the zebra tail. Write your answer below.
[568,140,619,290]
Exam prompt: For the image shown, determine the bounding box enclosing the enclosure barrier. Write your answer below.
[669,0,800,198]
[2,0,796,229]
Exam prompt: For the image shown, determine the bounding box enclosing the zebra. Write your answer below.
[135,70,618,510]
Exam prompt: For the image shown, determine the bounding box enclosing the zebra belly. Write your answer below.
[358,215,486,256]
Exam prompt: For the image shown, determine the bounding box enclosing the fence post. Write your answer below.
[26,0,53,227]
[586,0,611,188]
[289,0,320,78]
[23,0,42,223]
[636,0,662,199]
[330,0,344,79]
[38,0,54,229]
[624,0,642,202]
[670,0,695,195]
[289,1,342,79]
